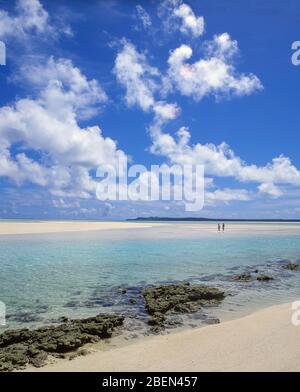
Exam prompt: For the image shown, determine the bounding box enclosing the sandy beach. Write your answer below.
[0,220,299,237]
[0,220,164,235]
[26,302,300,372]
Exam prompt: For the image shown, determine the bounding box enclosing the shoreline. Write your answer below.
[25,301,300,372]
[0,220,299,237]
[0,221,166,236]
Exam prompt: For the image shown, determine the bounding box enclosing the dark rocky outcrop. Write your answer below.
[257,275,274,281]
[282,262,300,271]
[233,273,274,282]
[0,314,123,372]
[148,313,166,327]
[143,282,225,332]
[232,274,252,282]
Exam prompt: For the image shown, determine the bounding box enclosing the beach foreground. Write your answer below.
[27,302,300,372]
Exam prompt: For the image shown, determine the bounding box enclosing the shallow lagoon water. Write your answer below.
[0,222,300,334]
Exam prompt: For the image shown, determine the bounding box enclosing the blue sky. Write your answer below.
[0,0,300,220]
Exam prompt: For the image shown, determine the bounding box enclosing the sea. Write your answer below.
[0,221,300,338]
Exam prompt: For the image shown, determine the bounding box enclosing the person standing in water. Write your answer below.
[218,224,221,232]
[222,223,225,232]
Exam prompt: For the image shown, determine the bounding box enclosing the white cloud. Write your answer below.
[205,33,238,59]
[173,3,205,38]
[0,57,126,198]
[258,183,283,198]
[113,28,299,209]
[153,102,181,122]
[114,41,159,111]
[0,148,49,186]
[112,41,277,206]
[135,5,152,30]
[20,57,107,120]
[52,198,80,209]
[158,0,204,38]
[114,34,262,126]
[114,41,180,123]
[0,0,67,41]
[206,188,251,204]
[150,126,300,197]
[167,34,263,101]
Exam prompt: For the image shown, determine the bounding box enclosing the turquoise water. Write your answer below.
[0,224,300,332]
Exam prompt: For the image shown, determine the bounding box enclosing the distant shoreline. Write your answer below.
[0,220,299,236]
[128,217,300,222]
[1,217,300,223]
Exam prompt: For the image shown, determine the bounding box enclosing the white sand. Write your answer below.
[0,221,164,235]
[28,302,300,372]
[0,220,299,237]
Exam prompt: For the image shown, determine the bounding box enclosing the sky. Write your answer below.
[0,0,300,220]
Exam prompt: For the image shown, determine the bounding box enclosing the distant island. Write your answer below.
[127,217,300,222]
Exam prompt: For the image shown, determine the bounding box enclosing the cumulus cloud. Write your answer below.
[114,41,180,122]
[114,41,159,111]
[153,102,181,122]
[112,23,299,209]
[158,0,204,38]
[205,32,238,59]
[258,183,283,198]
[0,57,126,198]
[114,34,262,127]
[113,40,286,206]
[166,33,263,101]
[150,126,300,198]
[173,3,204,38]
[0,0,69,41]
[20,57,107,120]
[0,149,49,186]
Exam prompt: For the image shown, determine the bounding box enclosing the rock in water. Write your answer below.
[143,282,225,331]
[257,275,274,281]
[232,274,252,282]
[0,314,124,371]
[282,262,300,271]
